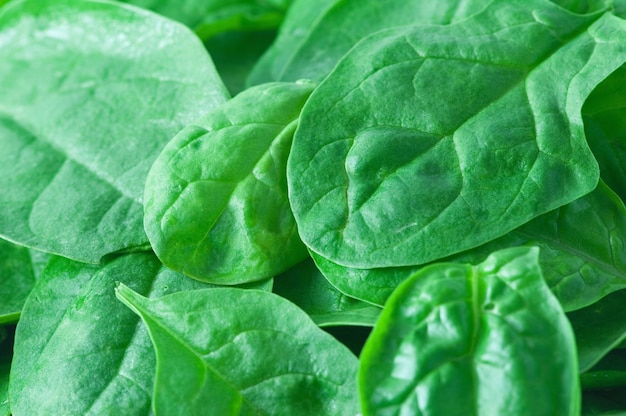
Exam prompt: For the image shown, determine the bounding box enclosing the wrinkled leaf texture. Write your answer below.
[144,82,313,284]
[359,247,579,415]
[289,0,626,268]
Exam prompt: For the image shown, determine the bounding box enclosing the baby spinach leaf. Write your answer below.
[583,64,626,201]
[359,247,579,415]
[144,82,313,284]
[569,288,626,372]
[273,258,381,327]
[116,285,360,416]
[0,0,229,263]
[313,182,626,311]
[247,0,491,85]
[289,0,626,269]
[8,252,259,416]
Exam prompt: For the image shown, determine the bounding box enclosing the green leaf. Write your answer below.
[116,285,360,416]
[313,182,626,311]
[0,239,36,324]
[247,0,492,85]
[8,252,258,416]
[0,327,11,416]
[289,0,626,269]
[144,82,314,284]
[0,0,229,263]
[569,289,626,372]
[359,247,580,415]
[121,0,291,40]
[273,258,381,327]
[205,29,277,96]
[583,64,626,201]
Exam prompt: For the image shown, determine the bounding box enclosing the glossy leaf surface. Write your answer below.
[247,0,491,85]
[116,285,360,416]
[273,258,381,327]
[8,252,255,416]
[144,82,313,284]
[359,247,579,415]
[289,0,626,268]
[0,0,229,263]
[314,182,626,311]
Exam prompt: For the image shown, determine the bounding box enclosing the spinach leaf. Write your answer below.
[273,258,381,327]
[569,288,626,372]
[289,0,626,269]
[247,0,492,85]
[116,285,360,415]
[144,82,313,284]
[0,239,38,324]
[0,0,229,263]
[359,247,579,415]
[313,181,626,312]
[8,252,267,415]
[583,64,626,201]
[122,0,291,40]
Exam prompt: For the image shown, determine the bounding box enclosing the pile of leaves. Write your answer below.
[1,0,626,414]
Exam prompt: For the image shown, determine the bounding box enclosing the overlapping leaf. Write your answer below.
[116,285,360,415]
[144,82,313,284]
[289,0,626,268]
[8,252,270,415]
[359,247,579,415]
[0,0,229,263]
[247,0,492,85]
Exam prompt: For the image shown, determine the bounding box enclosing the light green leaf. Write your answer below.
[583,63,626,201]
[116,285,360,416]
[289,0,626,269]
[8,252,256,416]
[359,247,579,415]
[313,182,626,311]
[273,258,381,327]
[144,82,314,284]
[569,289,626,372]
[247,0,492,85]
[0,0,229,263]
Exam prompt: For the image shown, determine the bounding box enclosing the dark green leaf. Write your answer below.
[289,0,626,269]
[8,252,264,415]
[569,289,626,372]
[121,0,291,40]
[583,64,626,201]
[359,247,579,415]
[273,258,381,327]
[116,285,360,415]
[0,326,11,416]
[0,0,229,263]
[144,82,314,284]
[247,0,491,85]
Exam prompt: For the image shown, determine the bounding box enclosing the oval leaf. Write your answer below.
[288,0,626,268]
[359,247,579,415]
[116,285,360,416]
[144,82,314,284]
[0,0,229,263]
